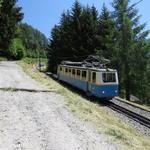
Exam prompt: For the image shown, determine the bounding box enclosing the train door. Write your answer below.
[87,70,92,95]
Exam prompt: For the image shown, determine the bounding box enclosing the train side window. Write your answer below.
[69,69,71,75]
[66,68,68,74]
[72,69,75,77]
[92,72,96,83]
[63,67,65,74]
[102,73,107,82]
[82,70,86,80]
[60,67,62,72]
[61,67,63,74]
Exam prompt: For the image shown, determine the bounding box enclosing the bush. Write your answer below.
[8,38,25,60]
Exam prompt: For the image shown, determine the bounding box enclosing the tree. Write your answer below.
[48,0,150,103]
[0,0,2,8]
[96,4,116,63]
[0,0,23,51]
[144,52,150,103]
[79,5,98,55]
[8,38,25,59]
[130,38,150,103]
[112,0,149,100]
[47,25,61,72]
[48,1,99,73]
[18,23,48,58]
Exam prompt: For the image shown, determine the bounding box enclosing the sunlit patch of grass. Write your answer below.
[18,60,150,150]
[106,129,128,142]
[22,57,48,65]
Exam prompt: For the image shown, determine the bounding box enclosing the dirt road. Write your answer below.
[0,61,118,150]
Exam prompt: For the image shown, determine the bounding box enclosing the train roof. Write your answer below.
[58,64,117,72]
[59,55,117,72]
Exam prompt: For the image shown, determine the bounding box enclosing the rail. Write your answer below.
[109,100,150,128]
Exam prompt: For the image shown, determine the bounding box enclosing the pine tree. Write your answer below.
[71,0,83,57]
[0,0,2,8]
[130,36,150,102]
[79,5,98,56]
[59,11,74,58]
[48,1,99,72]
[112,0,149,101]
[47,25,61,73]
[144,52,150,103]
[97,4,116,62]
[0,0,23,51]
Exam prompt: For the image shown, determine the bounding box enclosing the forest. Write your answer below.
[0,0,48,59]
[0,0,150,103]
[48,0,150,103]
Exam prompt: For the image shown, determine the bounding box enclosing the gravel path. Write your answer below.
[0,61,45,90]
[0,61,118,150]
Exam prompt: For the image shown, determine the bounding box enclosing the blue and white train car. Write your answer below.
[57,64,119,99]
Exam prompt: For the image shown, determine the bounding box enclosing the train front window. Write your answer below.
[102,73,116,83]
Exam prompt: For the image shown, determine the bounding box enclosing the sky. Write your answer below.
[18,0,150,38]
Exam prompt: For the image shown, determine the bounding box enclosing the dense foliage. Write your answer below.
[8,38,25,59]
[0,0,47,59]
[0,0,2,7]
[112,0,150,101]
[7,23,48,60]
[47,0,150,103]
[18,23,48,58]
[48,1,100,72]
[0,0,23,51]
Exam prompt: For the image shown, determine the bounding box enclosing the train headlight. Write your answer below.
[115,90,117,93]
[102,91,105,94]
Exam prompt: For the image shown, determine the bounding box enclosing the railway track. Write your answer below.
[109,99,150,128]
[114,97,150,113]
[45,72,150,129]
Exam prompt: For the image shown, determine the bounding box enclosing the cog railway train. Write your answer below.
[57,56,119,100]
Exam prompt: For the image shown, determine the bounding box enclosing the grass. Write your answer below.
[18,60,150,150]
[116,97,150,112]
[0,57,7,61]
[22,57,48,65]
